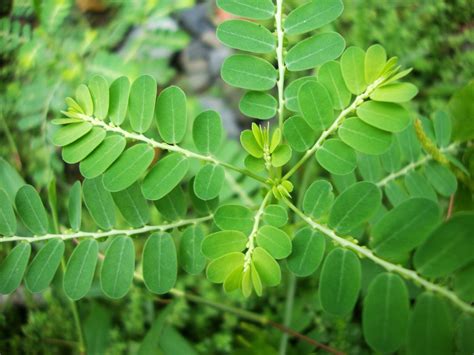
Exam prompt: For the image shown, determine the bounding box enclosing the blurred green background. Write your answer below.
[0,0,472,353]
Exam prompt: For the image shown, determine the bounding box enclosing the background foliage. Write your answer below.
[0,0,473,354]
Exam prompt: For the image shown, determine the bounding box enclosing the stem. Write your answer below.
[283,77,385,180]
[284,198,474,315]
[279,273,296,355]
[75,113,268,185]
[153,285,344,354]
[224,170,255,206]
[243,191,272,271]
[0,215,213,243]
[275,0,285,131]
[376,143,458,187]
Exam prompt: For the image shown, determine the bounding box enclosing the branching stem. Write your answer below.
[284,198,474,315]
[283,77,385,180]
[0,215,213,244]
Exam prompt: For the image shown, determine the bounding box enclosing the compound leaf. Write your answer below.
[202,230,247,259]
[214,204,253,234]
[51,122,92,147]
[316,138,356,175]
[62,127,106,164]
[256,225,291,259]
[341,46,366,95]
[303,180,334,219]
[262,204,288,227]
[112,182,150,227]
[179,225,206,275]
[370,82,418,103]
[364,44,386,84]
[318,60,351,110]
[357,101,411,133]
[193,110,223,155]
[109,76,130,125]
[217,20,275,53]
[252,247,280,287]
[284,76,318,112]
[154,186,186,221]
[83,177,116,230]
[339,117,392,155]
[206,252,244,283]
[298,81,334,131]
[194,164,225,201]
[239,91,277,120]
[283,115,316,152]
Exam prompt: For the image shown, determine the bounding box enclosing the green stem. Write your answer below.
[275,0,286,131]
[376,143,458,187]
[284,198,474,315]
[279,273,296,355]
[283,77,385,180]
[75,113,269,185]
[0,215,213,244]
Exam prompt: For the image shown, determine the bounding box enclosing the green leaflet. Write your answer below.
[338,117,392,155]
[25,239,65,293]
[155,86,187,144]
[216,0,274,20]
[217,20,275,53]
[397,123,421,162]
[179,225,206,275]
[316,138,356,175]
[83,177,116,230]
[405,171,437,201]
[89,75,109,120]
[79,135,127,179]
[129,75,157,133]
[63,239,98,300]
[286,32,345,71]
[51,122,92,146]
[0,189,16,236]
[214,204,253,234]
[194,164,225,200]
[189,177,219,215]
[221,54,277,91]
[283,115,316,152]
[385,181,409,207]
[262,204,288,227]
[61,127,106,164]
[362,273,409,353]
[287,228,325,277]
[454,263,474,302]
[103,143,154,192]
[328,181,381,234]
[433,110,452,147]
[252,247,280,287]
[239,91,277,120]
[357,101,411,133]
[143,233,177,294]
[284,76,318,112]
[284,0,344,35]
[224,265,243,293]
[456,314,474,354]
[370,82,418,102]
[154,185,186,221]
[52,118,82,125]
[68,181,82,231]
[449,81,474,142]
[271,144,292,167]
[318,60,351,110]
[0,157,25,203]
[298,81,334,131]
[332,171,356,193]
[142,153,189,200]
[100,235,135,299]
[202,230,247,259]
[0,242,31,294]
[319,248,361,316]
[364,44,386,84]
[76,84,94,116]
[15,184,49,235]
[206,252,244,283]
[414,212,474,277]
[407,293,453,355]
[192,110,223,155]
[108,76,130,125]
[380,139,402,173]
[357,154,384,182]
[256,225,291,260]
[240,130,263,158]
[302,180,334,220]
[112,182,150,227]
[341,46,366,95]
[424,162,457,197]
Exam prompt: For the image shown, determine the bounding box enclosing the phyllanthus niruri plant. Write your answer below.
[0,0,473,353]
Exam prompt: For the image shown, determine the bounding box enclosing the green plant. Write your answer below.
[1,0,473,353]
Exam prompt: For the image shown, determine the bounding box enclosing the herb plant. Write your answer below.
[1,0,473,353]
